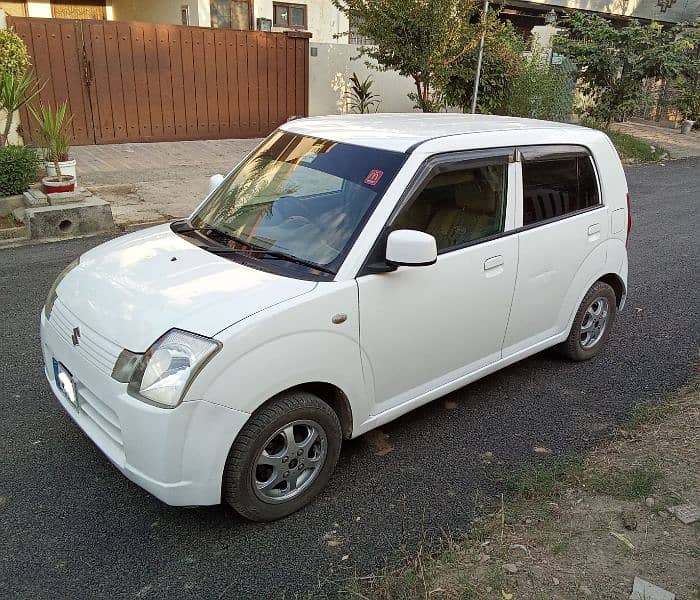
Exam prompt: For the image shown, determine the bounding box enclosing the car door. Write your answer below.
[356,150,518,415]
[502,145,608,356]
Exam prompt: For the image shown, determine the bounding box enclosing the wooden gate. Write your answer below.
[9,16,309,145]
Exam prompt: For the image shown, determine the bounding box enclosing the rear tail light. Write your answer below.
[626,192,632,246]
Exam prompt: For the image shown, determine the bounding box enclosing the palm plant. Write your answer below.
[30,101,73,178]
[0,69,44,146]
[347,72,381,114]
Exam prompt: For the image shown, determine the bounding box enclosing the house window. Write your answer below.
[211,0,251,30]
[0,1,27,17]
[51,0,106,19]
[273,2,307,29]
[348,17,374,45]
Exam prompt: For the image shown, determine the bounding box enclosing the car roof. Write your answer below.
[280,113,590,154]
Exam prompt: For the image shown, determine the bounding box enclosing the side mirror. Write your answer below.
[209,173,224,194]
[385,229,437,267]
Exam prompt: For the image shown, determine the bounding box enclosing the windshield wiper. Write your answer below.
[175,221,335,275]
[203,245,335,275]
[176,223,260,250]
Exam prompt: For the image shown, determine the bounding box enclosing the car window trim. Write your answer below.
[430,202,607,254]
[357,147,516,276]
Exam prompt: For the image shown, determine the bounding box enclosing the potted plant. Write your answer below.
[30,101,76,193]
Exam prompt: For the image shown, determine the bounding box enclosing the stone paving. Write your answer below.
[611,120,700,159]
[73,138,261,225]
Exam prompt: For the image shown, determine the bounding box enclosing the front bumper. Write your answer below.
[40,306,250,506]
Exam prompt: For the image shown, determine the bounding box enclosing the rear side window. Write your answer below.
[521,151,600,226]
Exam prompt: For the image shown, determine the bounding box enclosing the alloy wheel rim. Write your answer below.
[580,296,610,349]
[252,419,327,503]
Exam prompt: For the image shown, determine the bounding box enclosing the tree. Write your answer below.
[436,18,525,113]
[331,0,489,111]
[554,13,693,125]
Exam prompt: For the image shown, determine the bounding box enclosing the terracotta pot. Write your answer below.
[42,175,76,194]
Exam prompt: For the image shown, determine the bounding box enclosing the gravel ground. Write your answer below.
[0,159,698,599]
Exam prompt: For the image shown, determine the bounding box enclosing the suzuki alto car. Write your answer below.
[41,114,630,521]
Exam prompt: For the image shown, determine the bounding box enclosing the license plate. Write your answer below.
[52,358,79,410]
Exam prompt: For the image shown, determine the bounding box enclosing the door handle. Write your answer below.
[588,223,601,236]
[484,255,504,271]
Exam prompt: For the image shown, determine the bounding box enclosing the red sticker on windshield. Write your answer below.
[364,169,384,186]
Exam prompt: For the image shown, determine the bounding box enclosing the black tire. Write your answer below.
[222,391,342,522]
[559,281,617,361]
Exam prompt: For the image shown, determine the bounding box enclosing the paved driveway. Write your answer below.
[73,139,261,226]
[0,160,698,599]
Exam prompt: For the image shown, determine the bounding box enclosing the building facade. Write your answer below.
[0,0,697,41]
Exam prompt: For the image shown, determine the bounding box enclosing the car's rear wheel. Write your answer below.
[222,391,342,521]
[560,281,617,361]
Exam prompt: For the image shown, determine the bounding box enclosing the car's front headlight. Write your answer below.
[44,258,80,319]
[112,329,221,408]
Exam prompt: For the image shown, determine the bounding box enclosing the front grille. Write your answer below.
[49,299,122,376]
[77,384,124,457]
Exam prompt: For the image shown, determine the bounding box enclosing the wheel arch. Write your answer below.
[254,382,354,440]
[598,272,626,308]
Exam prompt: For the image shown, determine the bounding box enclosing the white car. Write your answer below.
[41,114,630,521]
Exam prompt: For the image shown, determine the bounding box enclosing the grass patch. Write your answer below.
[624,401,677,431]
[603,128,667,162]
[588,463,663,499]
[624,379,698,431]
[506,453,585,501]
[0,214,17,229]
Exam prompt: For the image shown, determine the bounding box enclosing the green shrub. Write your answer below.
[497,54,576,122]
[0,145,39,196]
[602,128,667,162]
[0,29,30,79]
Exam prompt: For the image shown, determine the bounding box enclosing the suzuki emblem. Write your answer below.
[71,327,81,346]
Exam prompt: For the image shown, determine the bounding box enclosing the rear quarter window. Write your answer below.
[521,150,600,226]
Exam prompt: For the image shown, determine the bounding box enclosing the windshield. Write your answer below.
[189,130,406,274]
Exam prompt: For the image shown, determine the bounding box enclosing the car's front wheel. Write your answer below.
[222,391,342,521]
[560,280,618,361]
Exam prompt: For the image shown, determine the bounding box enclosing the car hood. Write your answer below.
[55,224,317,351]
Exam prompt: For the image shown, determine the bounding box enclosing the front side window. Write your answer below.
[522,151,600,226]
[273,2,306,28]
[393,163,508,252]
[190,131,406,274]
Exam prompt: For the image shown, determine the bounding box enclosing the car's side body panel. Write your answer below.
[189,280,371,434]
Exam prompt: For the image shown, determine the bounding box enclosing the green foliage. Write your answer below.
[0,69,44,146]
[0,144,39,196]
[675,22,700,122]
[588,463,663,499]
[438,18,525,113]
[332,0,486,111]
[507,454,585,501]
[554,14,694,125]
[347,72,380,113]
[0,29,30,79]
[30,101,73,174]
[495,53,575,121]
[676,75,700,122]
[601,127,667,162]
